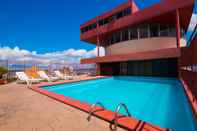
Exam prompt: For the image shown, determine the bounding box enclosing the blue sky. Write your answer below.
[0,0,170,53]
[0,0,196,63]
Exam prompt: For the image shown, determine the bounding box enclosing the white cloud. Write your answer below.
[188,13,197,31]
[0,46,105,64]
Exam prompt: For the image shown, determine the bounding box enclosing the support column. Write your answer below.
[176,9,181,78]
[176,9,181,48]
[96,17,100,76]
[97,35,100,57]
[96,17,100,57]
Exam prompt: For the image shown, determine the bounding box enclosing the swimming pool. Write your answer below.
[42,77,196,131]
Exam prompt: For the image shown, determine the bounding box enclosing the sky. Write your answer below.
[0,0,196,63]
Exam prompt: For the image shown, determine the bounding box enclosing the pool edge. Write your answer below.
[30,76,171,131]
[180,79,197,124]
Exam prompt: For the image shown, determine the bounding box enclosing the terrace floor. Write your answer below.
[0,77,124,131]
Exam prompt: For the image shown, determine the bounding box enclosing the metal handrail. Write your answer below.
[110,103,131,131]
[87,102,105,121]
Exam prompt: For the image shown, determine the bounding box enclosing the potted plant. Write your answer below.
[0,67,8,84]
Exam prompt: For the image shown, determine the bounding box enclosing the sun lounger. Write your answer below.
[37,71,59,82]
[16,72,41,86]
[54,70,73,80]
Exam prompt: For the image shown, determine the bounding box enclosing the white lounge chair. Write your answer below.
[54,70,73,80]
[16,72,41,86]
[37,71,59,82]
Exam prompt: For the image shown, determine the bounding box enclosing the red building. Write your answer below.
[80,0,195,77]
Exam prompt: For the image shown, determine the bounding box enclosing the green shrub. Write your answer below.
[0,67,8,76]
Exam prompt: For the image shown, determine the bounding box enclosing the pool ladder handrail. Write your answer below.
[110,103,131,131]
[87,102,105,121]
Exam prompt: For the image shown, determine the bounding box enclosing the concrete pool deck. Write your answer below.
[0,76,170,131]
[0,76,125,131]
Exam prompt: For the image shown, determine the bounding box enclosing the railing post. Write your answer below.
[97,36,100,57]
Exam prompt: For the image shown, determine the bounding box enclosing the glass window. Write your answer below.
[150,24,159,37]
[99,20,104,26]
[103,23,180,45]
[160,25,169,36]
[129,27,138,40]
[112,35,115,44]
[122,29,129,41]
[108,15,115,23]
[81,29,84,33]
[108,35,114,45]
[114,32,121,43]
[103,18,108,25]
[88,25,92,30]
[117,11,123,19]
[96,8,131,27]
[84,27,88,32]
[92,23,97,29]
[168,26,176,37]
[110,34,115,44]
[123,8,131,16]
[139,24,148,38]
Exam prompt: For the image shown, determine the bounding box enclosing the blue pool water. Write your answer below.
[43,77,197,131]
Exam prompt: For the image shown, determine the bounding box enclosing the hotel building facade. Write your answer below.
[80,0,195,78]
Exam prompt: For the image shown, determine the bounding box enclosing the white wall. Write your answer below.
[105,37,186,56]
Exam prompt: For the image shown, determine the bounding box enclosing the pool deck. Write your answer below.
[0,75,169,131]
[0,76,125,131]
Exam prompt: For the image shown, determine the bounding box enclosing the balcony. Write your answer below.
[81,48,181,64]
[80,0,194,45]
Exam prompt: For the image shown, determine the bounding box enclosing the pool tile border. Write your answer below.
[181,79,197,123]
[31,76,171,131]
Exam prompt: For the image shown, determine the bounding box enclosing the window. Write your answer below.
[98,23,178,46]
[116,12,123,19]
[103,18,108,25]
[122,29,129,41]
[150,24,159,37]
[97,8,131,27]
[88,25,92,30]
[129,27,138,40]
[108,15,116,23]
[168,26,176,37]
[114,32,121,43]
[81,29,85,33]
[123,8,131,16]
[160,25,169,36]
[81,23,97,34]
[139,24,148,38]
[111,35,115,44]
[92,23,97,29]
[108,35,116,45]
[99,20,104,26]
[108,36,112,45]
